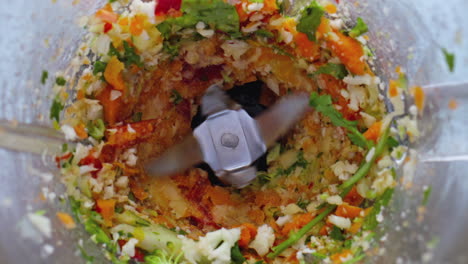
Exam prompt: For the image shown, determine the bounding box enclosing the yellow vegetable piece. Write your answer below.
[104,56,126,91]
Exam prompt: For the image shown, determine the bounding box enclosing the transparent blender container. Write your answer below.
[0,0,467,263]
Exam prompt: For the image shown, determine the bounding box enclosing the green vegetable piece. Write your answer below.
[145,249,183,264]
[93,61,107,76]
[78,244,95,264]
[311,252,327,259]
[349,17,368,38]
[387,136,399,149]
[422,186,432,206]
[230,243,246,264]
[56,76,67,86]
[123,41,143,67]
[268,205,336,258]
[84,220,112,246]
[330,226,345,241]
[115,210,151,227]
[342,253,366,264]
[87,119,105,140]
[50,95,64,122]
[314,63,348,79]
[255,29,274,39]
[41,70,48,85]
[170,89,183,105]
[296,1,324,42]
[163,41,181,58]
[363,188,394,230]
[442,48,455,72]
[309,92,368,148]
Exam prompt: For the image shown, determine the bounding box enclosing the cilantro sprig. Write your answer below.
[309,92,369,148]
[313,63,349,79]
[442,48,455,72]
[50,95,64,122]
[349,17,368,38]
[297,1,324,42]
[109,41,143,68]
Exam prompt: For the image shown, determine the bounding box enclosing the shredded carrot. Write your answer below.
[411,86,425,113]
[388,80,399,97]
[363,121,382,142]
[448,98,458,110]
[96,199,116,227]
[130,14,146,36]
[57,212,76,229]
[282,213,315,236]
[74,123,88,139]
[104,56,126,91]
[325,4,337,14]
[335,204,363,219]
[330,249,353,264]
[237,223,257,248]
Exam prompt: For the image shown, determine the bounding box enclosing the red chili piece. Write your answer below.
[155,0,182,15]
[104,22,113,33]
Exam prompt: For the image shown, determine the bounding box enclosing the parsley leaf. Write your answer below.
[363,188,394,230]
[50,95,64,122]
[170,89,183,105]
[314,63,348,79]
[309,92,368,148]
[297,1,324,42]
[108,42,143,68]
[349,17,368,38]
[86,119,106,140]
[442,48,455,72]
[55,76,67,86]
[41,70,48,85]
[93,61,107,76]
[157,0,240,40]
[162,41,181,59]
[330,226,345,241]
[230,243,246,264]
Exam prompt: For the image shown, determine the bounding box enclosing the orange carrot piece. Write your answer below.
[449,99,458,110]
[282,213,315,236]
[104,56,125,91]
[96,85,123,125]
[130,14,146,36]
[324,4,337,14]
[95,8,118,24]
[330,249,353,264]
[238,223,258,248]
[295,32,320,61]
[348,221,362,234]
[106,119,159,147]
[96,199,116,227]
[363,121,382,142]
[388,80,399,97]
[335,204,363,219]
[411,86,425,113]
[74,123,88,139]
[56,212,76,229]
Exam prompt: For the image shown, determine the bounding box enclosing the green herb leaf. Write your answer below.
[162,41,181,58]
[231,243,246,264]
[255,29,274,39]
[50,95,64,122]
[55,76,67,86]
[342,253,366,264]
[349,17,368,38]
[108,42,143,68]
[170,89,183,105]
[93,61,107,76]
[41,70,48,85]
[297,1,324,42]
[296,197,309,210]
[314,63,348,79]
[309,92,368,148]
[422,186,432,206]
[442,48,455,72]
[387,136,399,149]
[363,188,394,230]
[330,226,345,241]
[86,119,106,140]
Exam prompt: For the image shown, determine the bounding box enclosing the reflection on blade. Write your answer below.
[145,135,204,177]
[255,93,310,148]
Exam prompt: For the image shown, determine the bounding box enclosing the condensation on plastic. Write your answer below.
[0,0,467,263]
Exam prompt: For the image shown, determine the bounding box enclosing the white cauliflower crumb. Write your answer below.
[122,238,139,257]
[249,224,275,256]
[27,213,52,238]
[326,195,343,205]
[328,214,351,229]
[61,125,77,141]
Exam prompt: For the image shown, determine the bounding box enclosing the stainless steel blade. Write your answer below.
[255,92,310,148]
[144,135,204,176]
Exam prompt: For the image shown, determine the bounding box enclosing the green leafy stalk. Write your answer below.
[348,17,368,38]
[50,95,64,122]
[363,187,394,230]
[268,205,336,258]
[296,1,324,42]
[309,92,369,148]
[340,126,390,190]
[231,243,246,264]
